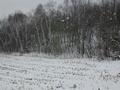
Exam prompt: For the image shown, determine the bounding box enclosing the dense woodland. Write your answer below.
[0,0,120,59]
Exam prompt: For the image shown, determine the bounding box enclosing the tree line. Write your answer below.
[0,0,120,59]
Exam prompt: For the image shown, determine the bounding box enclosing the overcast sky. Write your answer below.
[0,0,100,19]
[0,0,62,19]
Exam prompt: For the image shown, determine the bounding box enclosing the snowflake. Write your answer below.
[66,17,69,20]
[110,18,112,20]
[113,12,117,16]
[61,19,65,22]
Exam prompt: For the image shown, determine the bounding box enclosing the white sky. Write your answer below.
[0,0,62,19]
[0,0,99,19]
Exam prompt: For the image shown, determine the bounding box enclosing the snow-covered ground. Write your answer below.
[0,54,120,90]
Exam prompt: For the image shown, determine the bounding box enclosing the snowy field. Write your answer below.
[0,54,120,90]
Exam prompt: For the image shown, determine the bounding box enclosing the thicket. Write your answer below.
[0,0,120,59]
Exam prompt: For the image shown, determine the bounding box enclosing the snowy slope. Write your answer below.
[0,54,120,90]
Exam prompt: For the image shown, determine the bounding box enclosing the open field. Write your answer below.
[0,54,120,90]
